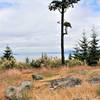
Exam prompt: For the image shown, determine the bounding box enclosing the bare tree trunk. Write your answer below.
[61,5,65,65]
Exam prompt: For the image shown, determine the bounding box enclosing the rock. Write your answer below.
[5,86,18,100]
[5,86,23,100]
[88,75,100,84]
[64,77,82,87]
[50,77,82,89]
[19,80,32,91]
[5,81,32,100]
[32,74,43,80]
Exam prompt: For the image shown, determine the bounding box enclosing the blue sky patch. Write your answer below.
[80,0,100,12]
[0,2,13,9]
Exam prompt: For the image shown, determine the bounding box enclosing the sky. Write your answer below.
[0,0,100,59]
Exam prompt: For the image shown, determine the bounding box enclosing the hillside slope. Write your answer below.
[0,66,100,100]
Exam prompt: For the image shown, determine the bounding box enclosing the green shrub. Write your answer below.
[30,57,61,68]
[48,58,61,67]
[67,59,84,67]
[0,58,16,69]
[0,54,65,69]
[39,58,50,67]
[0,58,32,70]
[30,59,41,68]
[39,56,61,67]
[16,62,31,69]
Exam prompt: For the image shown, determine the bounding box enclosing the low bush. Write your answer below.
[30,57,61,68]
[16,62,31,69]
[0,56,85,70]
[0,58,16,69]
[67,59,84,67]
[48,58,61,67]
[0,59,31,70]
[30,59,41,68]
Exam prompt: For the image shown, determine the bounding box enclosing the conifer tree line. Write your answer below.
[72,28,100,66]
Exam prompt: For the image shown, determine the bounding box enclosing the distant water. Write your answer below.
[14,51,72,61]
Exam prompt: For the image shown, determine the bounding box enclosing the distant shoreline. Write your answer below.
[14,51,73,60]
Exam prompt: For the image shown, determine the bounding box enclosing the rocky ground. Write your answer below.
[0,66,100,100]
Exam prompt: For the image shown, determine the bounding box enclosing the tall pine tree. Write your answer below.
[73,44,80,60]
[74,32,89,63]
[78,32,89,62]
[87,28,100,66]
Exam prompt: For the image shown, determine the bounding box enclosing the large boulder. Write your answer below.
[5,81,32,100]
[88,75,100,84]
[50,77,82,89]
[5,86,19,100]
[19,80,32,91]
[64,77,82,87]
[32,74,43,80]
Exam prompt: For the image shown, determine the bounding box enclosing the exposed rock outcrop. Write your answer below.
[88,75,100,84]
[5,81,32,100]
[50,77,82,89]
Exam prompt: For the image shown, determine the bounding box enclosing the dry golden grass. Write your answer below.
[30,82,99,100]
[0,66,100,100]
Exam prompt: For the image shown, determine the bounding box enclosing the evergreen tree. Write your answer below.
[78,33,89,62]
[73,45,81,60]
[25,57,30,64]
[87,29,100,66]
[73,32,89,65]
[2,46,14,60]
[68,53,72,60]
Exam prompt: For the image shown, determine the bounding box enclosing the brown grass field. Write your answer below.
[0,66,100,100]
